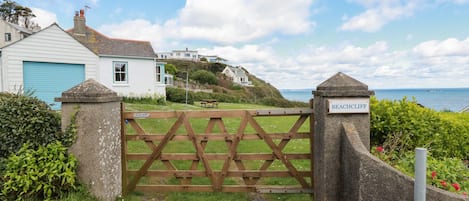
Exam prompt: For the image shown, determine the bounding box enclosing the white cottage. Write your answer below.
[221,66,252,86]
[68,10,166,98]
[0,23,99,109]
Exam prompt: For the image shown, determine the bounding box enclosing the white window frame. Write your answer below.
[113,61,128,84]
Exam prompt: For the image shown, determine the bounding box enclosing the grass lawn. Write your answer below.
[122,101,313,201]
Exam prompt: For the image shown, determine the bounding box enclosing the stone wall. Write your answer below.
[341,122,468,201]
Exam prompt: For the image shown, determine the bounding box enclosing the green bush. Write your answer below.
[123,96,166,105]
[165,63,178,75]
[370,96,469,160]
[230,84,243,90]
[0,93,67,158]
[166,88,194,104]
[190,70,218,85]
[1,142,77,200]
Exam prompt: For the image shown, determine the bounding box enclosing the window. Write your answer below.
[185,53,190,57]
[156,65,162,82]
[165,75,174,86]
[113,61,128,83]
[5,33,11,42]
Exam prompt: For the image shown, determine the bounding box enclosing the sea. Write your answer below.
[280,88,469,112]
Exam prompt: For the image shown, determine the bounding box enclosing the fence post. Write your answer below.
[312,72,373,201]
[56,79,122,201]
[415,148,427,201]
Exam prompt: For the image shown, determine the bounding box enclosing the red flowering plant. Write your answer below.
[371,145,390,163]
[426,157,469,195]
[371,148,469,196]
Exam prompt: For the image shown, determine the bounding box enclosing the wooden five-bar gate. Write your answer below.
[121,107,314,195]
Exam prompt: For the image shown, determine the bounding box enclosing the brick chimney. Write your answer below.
[73,9,86,35]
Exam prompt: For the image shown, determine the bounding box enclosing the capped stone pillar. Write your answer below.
[56,79,122,201]
[313,72,374,201]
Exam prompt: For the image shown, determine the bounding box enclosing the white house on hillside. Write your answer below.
[157,48,200,61]
[157,49,227,64]
[222,66,252,86]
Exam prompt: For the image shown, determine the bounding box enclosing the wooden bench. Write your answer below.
[200,99,218,108]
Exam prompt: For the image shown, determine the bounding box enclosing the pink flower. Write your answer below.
[440,180,447,187]
[376,146,384,153]
[452,183,460,191]
[431,171,437,179]
[462,192,467,197]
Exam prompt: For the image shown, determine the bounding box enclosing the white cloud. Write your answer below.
[30,8,57,28]
[340,0,420,32]
[199,39,469,89]
[98,0,314,45]
[412,37,469,57]
[174,0,314,44]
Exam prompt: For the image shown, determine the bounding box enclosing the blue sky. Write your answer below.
[17,0,469,89]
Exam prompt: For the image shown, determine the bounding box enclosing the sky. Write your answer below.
[16,0,469,89]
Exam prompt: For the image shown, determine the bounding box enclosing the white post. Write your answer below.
[414,148,427,201]
[185,71,188,105]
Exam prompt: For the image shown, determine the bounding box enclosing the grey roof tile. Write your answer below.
[68,26,155,58]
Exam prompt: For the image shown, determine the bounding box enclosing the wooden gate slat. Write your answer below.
[184,115,219,191]
[259,115,308,171]
[215,118,234,189]
[231,111,257,185]
[246,113,311,188]
[125,112,186,193]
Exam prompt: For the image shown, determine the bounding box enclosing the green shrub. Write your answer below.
[1,142,77,200]
[370,96,469,160]
[123,96,166,105]
[190,70,218,85]
[392,152,468,195]
[230,84,243,90]
[0,93,67,158]
[165,63,178,75]
[166,88,194,104]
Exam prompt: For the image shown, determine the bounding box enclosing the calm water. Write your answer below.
[280,88,469,112]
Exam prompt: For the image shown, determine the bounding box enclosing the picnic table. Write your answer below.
[200,99,218,108]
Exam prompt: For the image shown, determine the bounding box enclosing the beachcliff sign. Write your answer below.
[328,98,369,114]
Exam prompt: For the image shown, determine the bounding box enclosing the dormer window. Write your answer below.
[5,33,11,42]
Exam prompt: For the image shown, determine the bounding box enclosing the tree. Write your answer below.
[0,0,37,29]
[165,63,178,75]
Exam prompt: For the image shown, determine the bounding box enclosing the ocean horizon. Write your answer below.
[280,88,469,112]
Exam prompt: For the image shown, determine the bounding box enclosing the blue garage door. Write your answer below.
[23,61,85,110]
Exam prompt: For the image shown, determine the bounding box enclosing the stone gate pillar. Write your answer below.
[56,79,122,201]
[313,72,374,201]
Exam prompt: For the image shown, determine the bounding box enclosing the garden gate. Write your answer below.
[121,106,314,195]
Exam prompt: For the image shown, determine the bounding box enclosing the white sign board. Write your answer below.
[328,98,369,114]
